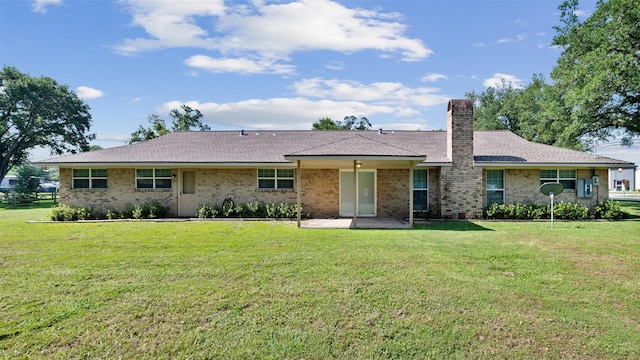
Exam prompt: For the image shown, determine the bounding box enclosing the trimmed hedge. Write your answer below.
[50,200,169,221]
[485,200,626,220]
[198,199,302,219]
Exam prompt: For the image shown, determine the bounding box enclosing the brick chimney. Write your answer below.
[440,99,483,219]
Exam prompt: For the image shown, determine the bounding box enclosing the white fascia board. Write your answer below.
[476,162,632,168]
[36,162,297,168]
[415,162,452,167]
[284,155,426,161]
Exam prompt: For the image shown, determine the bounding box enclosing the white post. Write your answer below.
[550,192,554,228]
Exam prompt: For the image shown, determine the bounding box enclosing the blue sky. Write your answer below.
[1,0,637,164]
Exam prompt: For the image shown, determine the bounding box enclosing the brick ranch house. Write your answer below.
[36,99,633,226]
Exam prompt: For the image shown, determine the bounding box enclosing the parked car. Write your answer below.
[0,175,18,193]
[39,182,59,192]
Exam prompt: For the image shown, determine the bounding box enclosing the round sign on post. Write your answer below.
[540,182,564,228]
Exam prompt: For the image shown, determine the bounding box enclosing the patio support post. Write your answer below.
[296,160,301,228]
[353,160,358,228]
[409,161,414,226]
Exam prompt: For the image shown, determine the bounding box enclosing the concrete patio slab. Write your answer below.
[301,218,412,229]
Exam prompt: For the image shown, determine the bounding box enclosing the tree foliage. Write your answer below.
[551,0,640,141]
[312,117,344,130]
[0,66,94,181]
[468,0,639,150]
[466,74,584,150]
[312,116,371,131]
[129,105,210,144]
[14,163,41,194]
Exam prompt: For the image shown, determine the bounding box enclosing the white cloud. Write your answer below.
[185,55,296,75]
[158,98,401,130]
[95,134,131,143]
[496,33,528,44]
[324,61,346,71]
[573,10,586,17]
[114,0,431,66]
[76,86,104,99]
[483,73,524,89]
[31,0,62,14]
[421,73,447,83]
[292,78,450,108]
[153,77,450,130]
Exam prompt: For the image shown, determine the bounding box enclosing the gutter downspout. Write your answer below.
[409,162,414,227]
[296,160,301,228]
[353,160,358,229]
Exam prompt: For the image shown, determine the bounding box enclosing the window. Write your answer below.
[486,169,504,206]
[413,169,429,211]
[72,169,107,189]
[136,169,172,189]
[540,169,576,190]
[258,169,294,190]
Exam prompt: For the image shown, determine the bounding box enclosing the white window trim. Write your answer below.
[486,169,505,206]
[257,168,295,190]
[412,168,429,212]
[72,168,107,189]
[540,169,577,190]
[135,168,173,190]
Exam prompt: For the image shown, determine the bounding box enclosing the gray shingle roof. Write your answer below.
[36,130,632,167]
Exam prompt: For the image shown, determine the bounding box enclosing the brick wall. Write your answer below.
[60,167,344,218]
[60,168,178,215]
[496,168,609,207]
[196,168,297,207]
[377,169,409,218]
[300,169,339,218]
[440,99,483,219]
[428,167,442,216]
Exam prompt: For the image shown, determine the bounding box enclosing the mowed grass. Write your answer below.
[1,208,639,359]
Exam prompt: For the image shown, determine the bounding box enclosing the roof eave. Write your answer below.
[284,155,426,161]
[476,162,635,168]
[32,161,296,168]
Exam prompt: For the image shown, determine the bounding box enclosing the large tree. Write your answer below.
[552,0,640,142]
[129,105,210,144]
[466,74,583,149]
[0,66,94,181]
[312,116,371,130]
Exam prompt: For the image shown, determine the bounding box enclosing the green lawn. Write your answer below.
[618,199,640,218]
[1,208,639,359]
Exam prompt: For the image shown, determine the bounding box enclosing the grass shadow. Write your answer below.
[616,200,640,219]
[414,221,493,231]
[0,199,57,211]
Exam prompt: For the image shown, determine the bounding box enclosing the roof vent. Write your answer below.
[240,129,246,136]
[378,128,383,135]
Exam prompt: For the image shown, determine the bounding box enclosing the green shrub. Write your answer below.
[553,201,589,220]
[485,203,509,219]
[147,199,167,218]
[245,202,265,217]
[50,204,88,221]
[198,201,300,219]
[198,204,220,218]
[276,202,298,218]
[592,200,625,220]
[52,201,169,221]
[485,200,627,221]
